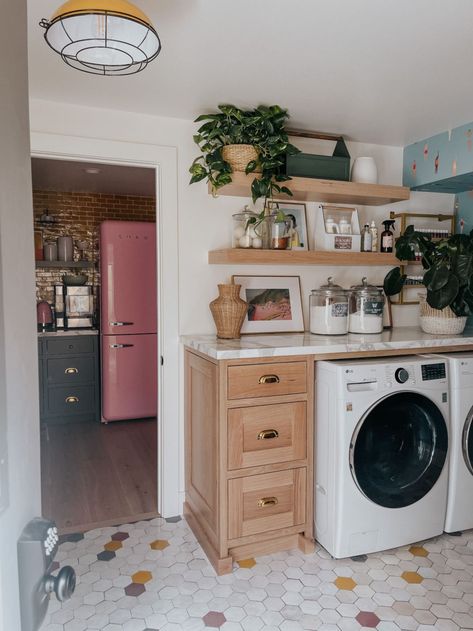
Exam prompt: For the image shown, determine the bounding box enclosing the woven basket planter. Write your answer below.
[222,144,261,173]
[418,294,467,335]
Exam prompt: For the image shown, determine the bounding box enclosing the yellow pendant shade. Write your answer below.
[40,0,161,76]
[50,0,152,27]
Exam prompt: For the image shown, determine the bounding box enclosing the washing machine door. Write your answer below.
[350,392,448,509]
[463,406,473,475]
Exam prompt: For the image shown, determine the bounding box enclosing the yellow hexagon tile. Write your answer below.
[335,576,357,591]
[402,571,423,584]
[150,539,170,551]
[238,558,256,569]
[131,570,153,584]
[409,545,429,557]
[104,540,123,551]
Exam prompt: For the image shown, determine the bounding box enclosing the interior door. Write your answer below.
[102,334,157,421]
[350,392,448,508]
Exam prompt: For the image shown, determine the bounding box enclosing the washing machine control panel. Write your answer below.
[395,368,409,384]
[421,362,446,381]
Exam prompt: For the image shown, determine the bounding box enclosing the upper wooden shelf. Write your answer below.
[35,261,95,269]
[210,172,410,206]
[208,249,398,266]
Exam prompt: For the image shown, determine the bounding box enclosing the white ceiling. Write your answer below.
[31,158,156,196]
[27,0,473,146]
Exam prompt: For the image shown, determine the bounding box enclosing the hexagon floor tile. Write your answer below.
[40,518,473,631]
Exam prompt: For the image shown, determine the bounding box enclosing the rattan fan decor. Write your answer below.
[209,284,248,339]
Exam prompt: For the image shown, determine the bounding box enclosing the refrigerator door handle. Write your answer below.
[109,321,134,326]
[110,343,134,349]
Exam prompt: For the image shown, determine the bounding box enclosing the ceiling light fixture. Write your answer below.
[40,0,161,76]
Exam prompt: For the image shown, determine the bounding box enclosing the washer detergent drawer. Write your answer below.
[228,402,307,470]
[228,468,306,540]
[227,361,307,400]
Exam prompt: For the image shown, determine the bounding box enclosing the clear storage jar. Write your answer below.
[310,277,349,335]
[270,216,293,250]
[232,209,261,248]
[348,277,384,334]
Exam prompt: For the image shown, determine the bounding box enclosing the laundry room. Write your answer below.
[5,2,473,631]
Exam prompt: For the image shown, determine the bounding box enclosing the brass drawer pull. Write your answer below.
[258,496,278,508]
[65,367,78,374]
[257,429,279,440]
[259,374,280,385]
[65,396,79,404]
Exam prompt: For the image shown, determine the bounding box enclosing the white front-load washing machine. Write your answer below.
[429,352,473,533]
[315,356,449,558]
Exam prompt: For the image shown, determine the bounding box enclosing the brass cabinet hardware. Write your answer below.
[257,429,279,440]
[64,367,78,374]
[259,374,280,384]
[257,496,278,508]
[65,396,79,403]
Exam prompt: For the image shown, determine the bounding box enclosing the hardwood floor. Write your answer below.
[41,419,158,533]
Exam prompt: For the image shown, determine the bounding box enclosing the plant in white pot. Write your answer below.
[384,226,473,334]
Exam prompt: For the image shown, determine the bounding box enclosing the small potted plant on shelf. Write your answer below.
[189,103,300,205]
[383,226,473,334]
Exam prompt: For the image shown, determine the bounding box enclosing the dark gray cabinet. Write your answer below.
[38,334,100,424]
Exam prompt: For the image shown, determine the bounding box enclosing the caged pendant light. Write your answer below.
[40,0,161,76]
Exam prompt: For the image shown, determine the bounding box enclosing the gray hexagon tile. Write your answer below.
[40,519,473,630]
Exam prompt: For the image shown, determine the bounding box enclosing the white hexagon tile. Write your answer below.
[40,517,473,631]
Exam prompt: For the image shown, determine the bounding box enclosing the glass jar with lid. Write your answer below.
[310,277,349,335]
[232,207,260,248]
[348,277,384,334]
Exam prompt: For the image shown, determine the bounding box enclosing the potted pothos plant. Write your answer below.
[189,103,300,205]
[384,226,473,334]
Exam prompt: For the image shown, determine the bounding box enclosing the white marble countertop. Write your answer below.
[181,326,473,360]
[38,329,99,337]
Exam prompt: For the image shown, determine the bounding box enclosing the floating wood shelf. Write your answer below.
[210,172,410,206]
[208,249,398,266]
[35,261,96,269]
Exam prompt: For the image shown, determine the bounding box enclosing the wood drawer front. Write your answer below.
[45,336,95,356]
[45,384,96,417]
[46,356,95,385]
[228,468,306,540]
[228,402,307,470]
[227,361,307,400]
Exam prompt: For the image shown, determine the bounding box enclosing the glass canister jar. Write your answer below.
[310,277,349,335]
[270,215,293,250]
[232,208,261,248]
[348,277,384,334]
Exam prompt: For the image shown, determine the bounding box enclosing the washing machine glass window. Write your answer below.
[350,392,448,509]
[462,406,473,475]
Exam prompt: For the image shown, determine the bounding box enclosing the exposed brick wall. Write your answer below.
[33,190,155,302]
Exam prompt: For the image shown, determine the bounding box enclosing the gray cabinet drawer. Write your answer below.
[46,356,96,385]
[45,336,95,356]
[46,385,96,417]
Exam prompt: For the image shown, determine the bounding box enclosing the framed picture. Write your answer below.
[376,286,393,329]
[232,275,304,334]
[269,201,308,250]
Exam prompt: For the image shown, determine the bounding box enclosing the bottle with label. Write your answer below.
[361,224,372,252]
[380,220,395,253]
[369,221,378,252]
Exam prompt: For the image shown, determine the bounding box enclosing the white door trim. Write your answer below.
[30,132,180,518]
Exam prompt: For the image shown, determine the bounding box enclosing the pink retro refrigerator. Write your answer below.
[100,220,157,422]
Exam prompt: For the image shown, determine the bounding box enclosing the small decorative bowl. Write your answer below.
[62,274,87,286]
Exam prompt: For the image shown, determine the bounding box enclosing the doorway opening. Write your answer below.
[32,156,159,533]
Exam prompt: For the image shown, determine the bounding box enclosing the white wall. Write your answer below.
[0,2,41,629]
[30,99,454,334]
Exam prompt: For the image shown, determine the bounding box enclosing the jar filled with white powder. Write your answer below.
[348,277,384,334]
[310,277,349,335]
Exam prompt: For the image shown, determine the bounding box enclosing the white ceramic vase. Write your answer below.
[351,157,378,184]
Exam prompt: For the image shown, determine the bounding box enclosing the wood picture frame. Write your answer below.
[233,275,304,334]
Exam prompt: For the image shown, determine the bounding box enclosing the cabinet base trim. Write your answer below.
[184,502,233,575]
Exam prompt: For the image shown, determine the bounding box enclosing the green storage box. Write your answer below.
[286,137,350,181]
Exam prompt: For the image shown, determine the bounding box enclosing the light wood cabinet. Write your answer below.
[184,349,314,574]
